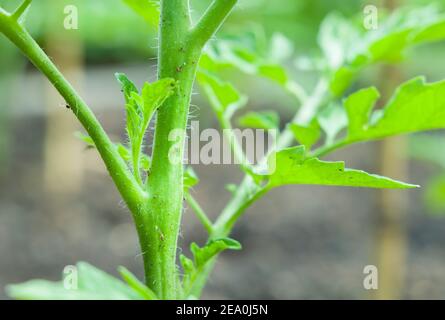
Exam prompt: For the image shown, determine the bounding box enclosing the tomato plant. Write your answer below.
[1,0,445,300]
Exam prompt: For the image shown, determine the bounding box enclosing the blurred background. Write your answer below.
[1,0,445,299]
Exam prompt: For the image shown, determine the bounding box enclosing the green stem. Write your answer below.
[11,0,32,20]
[218,114,253,173]
[191,0,238,48]
[138,0,198,300]
[0,9,144,211]
[136,0,239,299]
[132,136,143,187]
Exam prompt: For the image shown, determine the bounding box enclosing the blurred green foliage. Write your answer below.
[0,0,443,64]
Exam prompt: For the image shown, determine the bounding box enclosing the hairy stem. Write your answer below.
[137,0,198,299]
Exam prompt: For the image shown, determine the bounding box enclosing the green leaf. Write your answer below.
[181,238,241,296]
[115,73,139,105]
[290,120,321,151]
[141,78,177,125]
[257,64,289,86]
[345,77,445,142]
[200,35,305,101]
[191,238,242,267]
[118,266,157,300]
[197,71,247,119]
[344,87,380,137]
[319,7,445,96]
[116,74,175,182]
[122,0,160,28]
[238,111,280,130]
[7,262,145,300]
[264,146,417,189]
[6,280,103,300]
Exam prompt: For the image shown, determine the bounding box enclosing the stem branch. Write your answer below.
[0,10,144,210]
[191,0,238,48]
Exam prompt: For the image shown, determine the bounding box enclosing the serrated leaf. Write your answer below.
[290,120,321,151]
[264,146,417,189]
[191,238,242,267]
[118,266,157,300]
[344,77,445,142]
[141,78,177,125]
[7,262,145,300]
[238,111,280,130]
[116,74,175,183]
[115,73,139,104]
[181,238,241,297]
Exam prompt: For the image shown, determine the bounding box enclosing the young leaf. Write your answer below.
[141,78,177,124]
[7,262,145,300]
[191,238,242,267]
[181,238,242,296]
[116,74,176,183]
[118,266,157,300]
[264,146,418,189]
[238,111,280,130]
[115,73,139,104]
